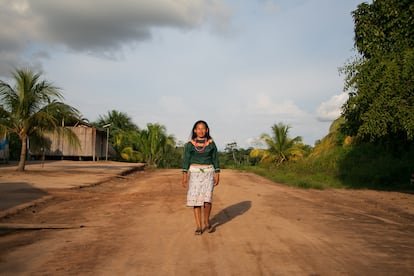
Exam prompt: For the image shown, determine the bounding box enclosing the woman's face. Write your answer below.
[194,123,208,138]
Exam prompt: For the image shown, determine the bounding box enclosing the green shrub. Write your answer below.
[239,142,413,190]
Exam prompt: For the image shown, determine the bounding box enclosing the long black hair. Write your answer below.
[190,120,212,140]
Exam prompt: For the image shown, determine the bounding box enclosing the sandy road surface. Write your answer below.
[0,169,414,275]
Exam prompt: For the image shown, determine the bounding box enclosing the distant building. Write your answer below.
[30,124,116,161]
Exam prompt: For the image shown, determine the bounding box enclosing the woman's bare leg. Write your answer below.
[203,202,212,228]
[193,206,202,232]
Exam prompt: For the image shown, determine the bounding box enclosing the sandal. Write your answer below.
[195,229,203,235]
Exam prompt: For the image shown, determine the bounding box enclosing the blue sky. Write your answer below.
[0,0,363,149]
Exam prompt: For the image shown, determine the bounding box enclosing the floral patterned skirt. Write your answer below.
[187,165,214,207]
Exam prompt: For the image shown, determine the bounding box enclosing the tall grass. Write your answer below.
[239,143,414,190]
[242,150,345,190]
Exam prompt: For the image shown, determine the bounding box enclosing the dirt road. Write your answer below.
[0,169,413,275]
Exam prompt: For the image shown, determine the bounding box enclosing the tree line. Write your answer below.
[0,71,304,171]
[1,0,413,188]
[0,70,310,171]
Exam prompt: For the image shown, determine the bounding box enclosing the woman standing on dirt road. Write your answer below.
[182,120,220,235]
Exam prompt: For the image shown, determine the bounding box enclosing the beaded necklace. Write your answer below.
[193,138,208,153]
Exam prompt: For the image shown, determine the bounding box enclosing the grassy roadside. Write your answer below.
[227,144,414,191]
[231,163,343,190]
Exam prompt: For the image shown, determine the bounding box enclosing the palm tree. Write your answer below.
[259,122,304,164]
[137,123,175,166]
[96,110,139,132]
[94,110,140,159]
[0,68,81,171]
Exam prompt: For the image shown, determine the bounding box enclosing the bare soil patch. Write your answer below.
[0,169,413,275]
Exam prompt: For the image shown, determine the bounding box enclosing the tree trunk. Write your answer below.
[232,151,237,164]
[17,135,27,171]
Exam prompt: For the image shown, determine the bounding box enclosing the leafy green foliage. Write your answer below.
[135,123,177,167]
[341,0,414,146]
[240,117,413,190]
[221,142,257,167]
[311,117,347,157]
[93,111,179,167]
[243,141,413,190]
[0,68,81,170]
[95,110,139,132]
[256,122,305,164]
[93,110,139,160]
[353,0,414,59]
[338,143,414,189]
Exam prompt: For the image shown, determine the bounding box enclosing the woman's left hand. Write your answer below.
[214,173,220,186]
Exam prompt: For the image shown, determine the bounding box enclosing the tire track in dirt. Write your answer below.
[0,169,413,275]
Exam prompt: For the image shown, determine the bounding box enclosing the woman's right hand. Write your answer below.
[182,173,188,188]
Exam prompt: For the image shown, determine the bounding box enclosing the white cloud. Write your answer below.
[247,93,305,117]
[316,93,348,122]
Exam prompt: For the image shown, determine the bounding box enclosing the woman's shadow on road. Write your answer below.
[209,201,251,233]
